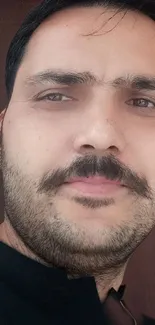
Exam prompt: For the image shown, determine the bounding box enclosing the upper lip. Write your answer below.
[66,177,122,186]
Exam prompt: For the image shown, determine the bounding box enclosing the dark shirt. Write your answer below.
[0,241,147,324]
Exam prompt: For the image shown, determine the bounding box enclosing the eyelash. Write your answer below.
[37,92,73,102]
[36,92,155,110]
[126,98,155,109]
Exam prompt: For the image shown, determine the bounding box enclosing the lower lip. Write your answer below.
[65,181,124,196]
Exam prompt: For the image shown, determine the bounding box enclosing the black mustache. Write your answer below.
[38,154,151,199]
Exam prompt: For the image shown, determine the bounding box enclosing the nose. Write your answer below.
[73,109,125,156]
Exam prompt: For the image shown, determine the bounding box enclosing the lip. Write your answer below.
[64,177,124,196]
[66,177,122,186]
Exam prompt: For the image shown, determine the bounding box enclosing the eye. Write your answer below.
[126,98,155,108]
[37,93,73,102]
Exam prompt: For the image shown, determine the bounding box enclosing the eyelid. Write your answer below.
[126,97,155,104]
[128,91,155,101]
[33,91,74,101]
[40,93,71,100]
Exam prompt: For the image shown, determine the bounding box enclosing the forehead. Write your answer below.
[17,6,155,80]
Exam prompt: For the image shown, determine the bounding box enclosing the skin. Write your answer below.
[1,5,155,300]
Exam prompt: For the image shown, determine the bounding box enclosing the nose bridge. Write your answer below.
[74,104,125,153]
[86,115,114,142]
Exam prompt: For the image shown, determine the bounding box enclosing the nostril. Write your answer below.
[109,145,117,150]
[82,144,95,150]
[109,146,119,154]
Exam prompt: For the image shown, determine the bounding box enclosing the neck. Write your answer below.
[95,266,126,301]
[0,217,127,301]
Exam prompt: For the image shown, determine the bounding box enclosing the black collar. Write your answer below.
[0,241,100,303]
[0,241,138,325]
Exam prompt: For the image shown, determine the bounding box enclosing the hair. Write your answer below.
[5,0,155,101]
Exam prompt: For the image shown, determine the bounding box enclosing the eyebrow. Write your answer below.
[25,70,99,86]
[24,69,155,91]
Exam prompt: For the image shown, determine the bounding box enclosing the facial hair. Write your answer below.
[1,140,155,276]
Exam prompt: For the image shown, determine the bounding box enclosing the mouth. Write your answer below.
[64,177,125,196]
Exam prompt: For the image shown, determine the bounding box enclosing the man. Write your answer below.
[0,0,155,323]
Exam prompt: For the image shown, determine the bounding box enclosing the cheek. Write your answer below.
[141,141,155,189]
[2,111,74,177]
[125,124,155,189]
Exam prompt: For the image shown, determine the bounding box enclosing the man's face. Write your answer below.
[2,6,155,274]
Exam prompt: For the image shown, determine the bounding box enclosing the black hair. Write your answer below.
[5,0,155,101]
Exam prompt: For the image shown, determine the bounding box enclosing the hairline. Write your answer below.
[13,3,122,66]
[5,1,152,101]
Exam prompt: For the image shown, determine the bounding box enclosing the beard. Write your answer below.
[1,141,155,277]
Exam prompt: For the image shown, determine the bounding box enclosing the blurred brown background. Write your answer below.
[0,1,155,323]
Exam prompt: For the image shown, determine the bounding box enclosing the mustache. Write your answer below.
[38,154,152,199]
